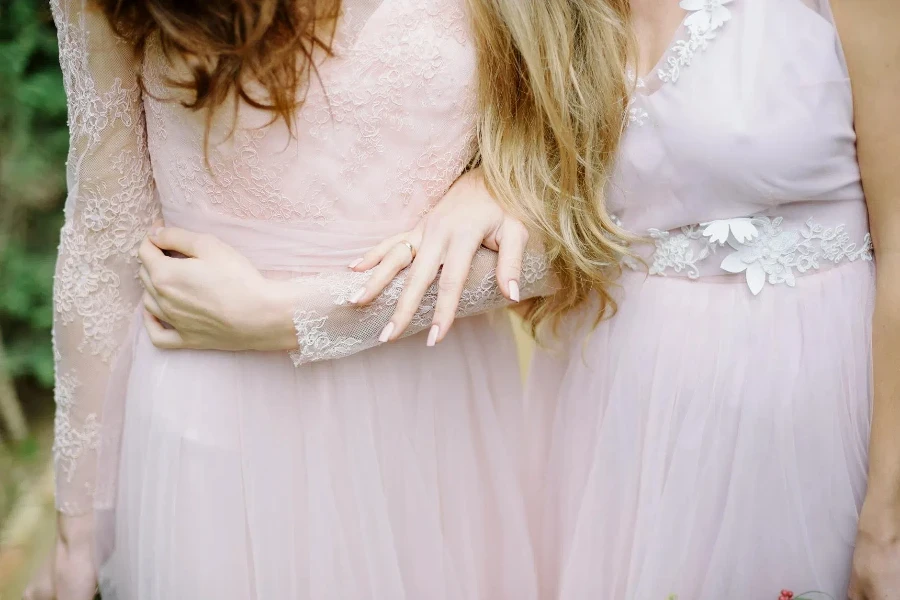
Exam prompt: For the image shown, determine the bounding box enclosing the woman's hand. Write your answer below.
[137,226,297,352]
[22,514,97,600]
[349,167,530,345]
[849,496,900,599]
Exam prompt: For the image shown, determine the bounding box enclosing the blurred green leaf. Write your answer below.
[13,436,40,461]
[0,0,67,397]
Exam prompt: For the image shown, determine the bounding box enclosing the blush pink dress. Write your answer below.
[49,1,547,598]
[527,0,874,598]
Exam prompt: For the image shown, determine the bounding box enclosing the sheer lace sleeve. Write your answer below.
[50,0,159,515]
[289,247,554,366]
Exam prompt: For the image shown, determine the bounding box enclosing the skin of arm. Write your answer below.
[832,0,900,597]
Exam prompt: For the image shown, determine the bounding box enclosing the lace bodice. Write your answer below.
[144,0,475,234]
[615,0,871,293]
[50,0,554,516]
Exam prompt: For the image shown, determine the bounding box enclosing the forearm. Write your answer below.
[280,247,554,365]
[866,254,900,505]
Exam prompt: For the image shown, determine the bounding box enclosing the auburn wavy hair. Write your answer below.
[94,0,341,134]
[94,0,634,333]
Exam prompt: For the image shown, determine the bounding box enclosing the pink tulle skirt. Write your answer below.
[96,313,538,600]
[527,262,874,599]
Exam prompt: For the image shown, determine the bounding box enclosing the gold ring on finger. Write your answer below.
[399,240,417,261]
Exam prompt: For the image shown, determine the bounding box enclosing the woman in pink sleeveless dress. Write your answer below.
[33,0,580,598]
[349,0,900,598]
[527,1,898,597]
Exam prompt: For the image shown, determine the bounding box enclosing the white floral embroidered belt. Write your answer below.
[622,215,873,295]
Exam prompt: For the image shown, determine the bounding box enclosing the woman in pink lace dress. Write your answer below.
[355,0,900,598]
[24,0,615,597]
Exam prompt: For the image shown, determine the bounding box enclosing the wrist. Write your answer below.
[252,279,300,352]
[865,446,900,506]
[863,477,900,513]
[56,512,94,548]
[859,492,900,545]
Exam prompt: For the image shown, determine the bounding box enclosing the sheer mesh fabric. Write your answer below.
[50,0,160,515]
[289,247,553,365]
[797,0,849,74]
[340,0,387,45]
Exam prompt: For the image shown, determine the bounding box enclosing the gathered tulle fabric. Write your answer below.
[98,313,538,600]
[51,0,543,597]
[527,265,873,599]
[525,0,875,597]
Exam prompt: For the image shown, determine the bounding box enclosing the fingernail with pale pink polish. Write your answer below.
[350,288,365,304]
[509,280,520,302]
[379,322,395,343]
[348,258,363,269]
[426,324,440,347]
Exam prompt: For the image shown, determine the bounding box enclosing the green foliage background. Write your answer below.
[0,0,68,392]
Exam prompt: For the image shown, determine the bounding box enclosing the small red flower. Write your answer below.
[778,591,794,600]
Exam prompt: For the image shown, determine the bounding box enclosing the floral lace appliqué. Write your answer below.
[658,0,733,84]
[628,102,650,127]
[289,250,553,366]
[647,225,713,279]
[52,0,159,360]
[299,0,475,208]
[51,0,160,515]
[720,217,872,295]
[52,370,100,484]
[291,310,365,364]
[633,215,872,294]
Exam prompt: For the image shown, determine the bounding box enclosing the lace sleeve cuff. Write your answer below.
[289,249,554,366]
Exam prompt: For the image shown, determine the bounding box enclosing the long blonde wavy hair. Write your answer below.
[468,0,634,333]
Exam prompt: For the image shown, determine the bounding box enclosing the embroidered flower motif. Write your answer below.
[288,251,553,365]
[625,72,649,126]
[719,217,873,295]
[52,370,100,485]
[701,217,758,245]
[628,104,650,127]
[625,215,873,293]
[659,0,733,83]
[681,0,734,31]
[289,310,364,366]
[647,225,715,279]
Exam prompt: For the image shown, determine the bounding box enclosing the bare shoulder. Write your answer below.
[831,0,900,247]
[831,0,900,77]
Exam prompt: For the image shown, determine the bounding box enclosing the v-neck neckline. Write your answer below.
[630,0,735,98]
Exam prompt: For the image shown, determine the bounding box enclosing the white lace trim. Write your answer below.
[632,216,873,294]
[52,369,100,484]
[628,102,649,127]
[658,0,733,84]
[626,0,733,130]
[289,251,552,366]
[51,0,160,515]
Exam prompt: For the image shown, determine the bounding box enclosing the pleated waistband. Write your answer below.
[162,204,418,273]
